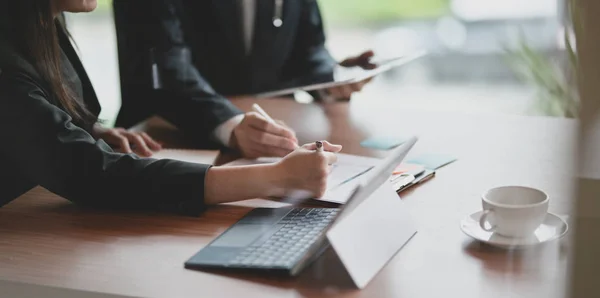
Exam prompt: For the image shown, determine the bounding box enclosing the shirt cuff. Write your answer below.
[213,114,245,147]
[316,89,335,103]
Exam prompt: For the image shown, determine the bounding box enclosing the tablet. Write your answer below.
[254,50,426,98]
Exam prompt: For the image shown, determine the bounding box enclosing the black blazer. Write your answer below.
[0,24,209,215]
[113,0,336,128]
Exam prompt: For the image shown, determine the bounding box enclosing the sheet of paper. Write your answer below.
[327,164,372,190]
[151,150,384,204]
[152,149,219,165]
[224,153,381,204]
[224,153,379,167]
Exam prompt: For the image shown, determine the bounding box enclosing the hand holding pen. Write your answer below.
[315,140,324,152]
[229,103,299,158]
[272,140,342,199]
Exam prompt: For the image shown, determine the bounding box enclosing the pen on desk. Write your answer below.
[252,103,276,123]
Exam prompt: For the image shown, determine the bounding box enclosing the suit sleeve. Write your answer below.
[281,0,337,88]
[0,70,210,216]
[115,0,242,146]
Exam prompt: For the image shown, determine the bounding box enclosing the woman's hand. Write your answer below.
[203,141,342,205]
[92,125,162,157]
[273,141,342,198]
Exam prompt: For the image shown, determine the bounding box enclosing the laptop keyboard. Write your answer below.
[228,208,339,269]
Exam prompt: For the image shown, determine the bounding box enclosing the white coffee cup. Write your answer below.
[479,186,549,238]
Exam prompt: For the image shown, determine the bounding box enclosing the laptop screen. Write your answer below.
[333,137,418,223]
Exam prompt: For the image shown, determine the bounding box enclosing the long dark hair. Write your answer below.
[4,1,94,123]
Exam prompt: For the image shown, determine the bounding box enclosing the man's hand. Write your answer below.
[325,50,377,100]
[339,50,377,69]
[230,112,299,158]
[92,125,162,157]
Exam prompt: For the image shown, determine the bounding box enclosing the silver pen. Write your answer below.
[251,103,276,123]
[315,141,324,152]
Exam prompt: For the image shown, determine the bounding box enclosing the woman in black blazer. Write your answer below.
[0,0,341,215]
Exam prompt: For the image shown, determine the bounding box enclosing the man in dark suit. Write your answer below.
[113,0,373,156]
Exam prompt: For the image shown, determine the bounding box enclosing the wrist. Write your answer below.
[318,89,335,103]
[215,114,245,148]
[204,163,290,205]
[228,129,240,149]
[91,123,106,139]
[262,163,288,198]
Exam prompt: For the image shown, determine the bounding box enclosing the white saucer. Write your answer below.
[460,211,569,249]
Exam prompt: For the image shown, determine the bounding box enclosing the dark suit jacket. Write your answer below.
[113,0,336,128]
[0,23,209,215]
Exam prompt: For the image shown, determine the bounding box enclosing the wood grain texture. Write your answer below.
[0,97,577,298]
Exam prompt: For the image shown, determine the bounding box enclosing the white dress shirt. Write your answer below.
[240,0,256,55]
[211,0,256,146]
[213,114,244,146]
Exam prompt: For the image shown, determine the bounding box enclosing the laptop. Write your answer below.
[184,137,418,276]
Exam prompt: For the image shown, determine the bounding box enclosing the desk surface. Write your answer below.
[0,98,577,298]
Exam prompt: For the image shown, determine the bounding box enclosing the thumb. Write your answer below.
[360,50,375,60]
[359,50,377,69]
[340,50,376,68]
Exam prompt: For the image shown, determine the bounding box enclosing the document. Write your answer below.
[152,149,220,165]
[153,149,381,204]
[225,153,381,204]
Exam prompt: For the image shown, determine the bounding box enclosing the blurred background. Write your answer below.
[66,0,573,127]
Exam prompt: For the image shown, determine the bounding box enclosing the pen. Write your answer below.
[315,140,324,152]
[253,103,300,149]
[252,103,276,123]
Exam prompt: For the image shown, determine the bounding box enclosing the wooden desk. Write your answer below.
[0,98,577,298]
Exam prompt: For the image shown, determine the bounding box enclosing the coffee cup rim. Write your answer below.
[482,185,548,208]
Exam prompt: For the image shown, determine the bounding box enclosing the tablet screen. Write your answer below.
[254,50,426,98]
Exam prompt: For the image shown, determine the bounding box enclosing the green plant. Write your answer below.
[506,0,580,118]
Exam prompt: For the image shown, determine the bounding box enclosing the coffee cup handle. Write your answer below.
[479,209,496,232]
